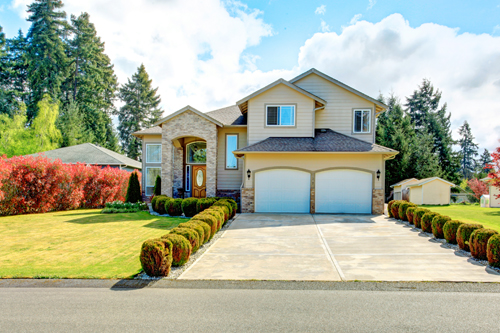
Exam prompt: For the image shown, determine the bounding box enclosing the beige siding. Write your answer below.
[293,73,375,143]
[247,84,315,145]
[141,135,162,193]
[216,127,247,190]
[422,180,451,205]
[409,187,423,205]
[490,186,500,208]
[243,153,384,191]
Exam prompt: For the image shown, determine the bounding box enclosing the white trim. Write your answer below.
[353,109,371,134]
[153,105,223,127]
[406,177,456,188]
[266,105,296,127]
[145,144,162,163]
[186,141,207,165]
[185,165,191,192]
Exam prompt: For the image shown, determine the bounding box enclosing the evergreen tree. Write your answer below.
[411,130,442,179]
[117,64,162,160]
[153,175,162,196]
[476,149,493,178]
[457,120,478,179]
[125,172,142,203]
[63,13,119,149]
[26,0,68,120]
[56,100,94,147]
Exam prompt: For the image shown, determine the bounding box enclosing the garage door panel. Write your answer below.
[316,170,372,214]
[255,169,310,213]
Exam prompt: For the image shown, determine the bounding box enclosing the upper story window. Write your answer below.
[266,105,295,126]
[146,144,162,163]
[186,141,206,164]
[353,109,371,133]
[226,134,238,169]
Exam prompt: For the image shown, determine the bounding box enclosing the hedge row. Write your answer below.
[388,199,500,268]
[140,198,237,277]
[151,196,237,218]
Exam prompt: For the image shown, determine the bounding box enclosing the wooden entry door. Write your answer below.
[192,165,206,198]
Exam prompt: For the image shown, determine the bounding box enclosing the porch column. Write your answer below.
[206,135,217,197]
[161,127,174,197]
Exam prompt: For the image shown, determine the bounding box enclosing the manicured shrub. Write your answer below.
[391,201,403,219]
[125,171,142,203]
[457,223,483,251]
[139,238,173,277]
[151,196,158,212]
[406,207,417,225]
[431,215,451,239]
[156,196,170,215]
[182,197,199,217]
[161,233,192,266]
[165,198,183,216]
[177,221,206,246]
[443,220,464,244]
[421,212,440,233]
[213,201,231,222]
[217,198,237,217]
[152,195,168,212]
[153,175,161,196]
[387,200,396,217]
[191,214,218,237]
[487,235,500,268]
[470,229,498,260]
[196,198,216,214]
[170,227,200,252]
[398,202,415,222]
[204,207,225,227]
[413,208,430,229]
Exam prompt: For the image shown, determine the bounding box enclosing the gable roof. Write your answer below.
[236,78,327,114]
[205,105,246,125]
[153,105,223,127]
[290,68,388,113]
[233,129,398,156]
[390,178,419,188]
[406,177,456,188]
[132,126,162,137]
[29,143,142,169]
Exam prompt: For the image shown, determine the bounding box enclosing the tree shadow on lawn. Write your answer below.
[64,213,184,230]
[484,210,500,217]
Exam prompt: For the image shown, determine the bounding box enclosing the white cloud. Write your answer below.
[367,0,377,10]
[297,13,500,151]
[315,5,326,15]
[320,20,330,32]
[350,14,363,25]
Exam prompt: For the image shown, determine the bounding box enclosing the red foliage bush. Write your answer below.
[0,155,133,216]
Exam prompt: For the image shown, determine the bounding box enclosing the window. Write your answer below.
[185,165,191,192]
[266,105,295,126]
[186,142,207,164]
[226,134,238,169]
[145,167,161,196]
[353,109,371,133]
[146,144,161,163]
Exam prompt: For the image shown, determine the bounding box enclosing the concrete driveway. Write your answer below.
[179,214,500,282]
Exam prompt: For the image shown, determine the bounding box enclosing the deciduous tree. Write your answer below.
[467,178,489,201]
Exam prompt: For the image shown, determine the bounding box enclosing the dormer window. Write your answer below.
[353,109,371,133]
[266,105,295,126]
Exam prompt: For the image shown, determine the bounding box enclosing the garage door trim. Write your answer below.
[313,167,376,188]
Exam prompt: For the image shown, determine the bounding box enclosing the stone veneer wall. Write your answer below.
[216,189,241,212]
[161,110,218,197]
[372,189,384,215]
[173,147,183,198]
[241,188,255,213]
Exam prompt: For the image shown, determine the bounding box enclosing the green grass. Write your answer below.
[0,209,186,279]
[422,204,500,232]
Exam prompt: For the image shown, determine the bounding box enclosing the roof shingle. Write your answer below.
[205,105,246,125]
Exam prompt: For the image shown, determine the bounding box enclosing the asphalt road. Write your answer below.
[1,282,500,332]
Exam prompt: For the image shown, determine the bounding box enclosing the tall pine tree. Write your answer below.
[3,30,29,115]
[62,12,119,150]
[476,148,492,179]
[457,120,478,179]
[26,0,68,121]
[56,100,94,147]
[117,64,162,160]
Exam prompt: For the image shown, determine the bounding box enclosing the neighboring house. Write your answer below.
[390,178,419,200]
[29,143,142,172]
[407,177,455,206]
[481,176,500,208]
[132,68,398,214]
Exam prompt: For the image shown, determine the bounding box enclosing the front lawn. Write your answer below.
[422,204,500,232]
[0,210,186,279]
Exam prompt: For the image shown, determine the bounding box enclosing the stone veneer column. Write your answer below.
[310,175,315,214]
[372,189,384,215]
[241,188,255,213]
[205,136,217,197]
[173,147,183,197]
[161,126,174,197]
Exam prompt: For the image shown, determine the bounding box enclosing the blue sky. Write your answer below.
[1,0,500,151]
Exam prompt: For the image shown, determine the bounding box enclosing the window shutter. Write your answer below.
[267,106,279,125]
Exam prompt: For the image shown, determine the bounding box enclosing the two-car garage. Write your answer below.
[254,168,373,214]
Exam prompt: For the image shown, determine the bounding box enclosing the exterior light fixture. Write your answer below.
[247,169,251,179]
[376,169,381,180]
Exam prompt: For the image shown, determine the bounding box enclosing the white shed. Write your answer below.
[481,176,500,208]
[407,177,455,206]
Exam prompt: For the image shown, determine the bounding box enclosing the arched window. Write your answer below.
[186,141,207,164]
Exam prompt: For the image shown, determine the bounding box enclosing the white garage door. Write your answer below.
[255,169,310,213]
[315,169,372,214]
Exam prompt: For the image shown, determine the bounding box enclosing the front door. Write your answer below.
[192,165,206,198]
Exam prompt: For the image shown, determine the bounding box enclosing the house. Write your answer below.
[406,177,455,206]
[132,68,398,214]
[481,176,500,208]
[29,143,142,172]
[390,178,419,200]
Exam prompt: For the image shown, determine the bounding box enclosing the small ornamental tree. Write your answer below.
[486,143,500,200]
[153,175,161,196]
[125,171,142,203]
[467,178,489,201]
